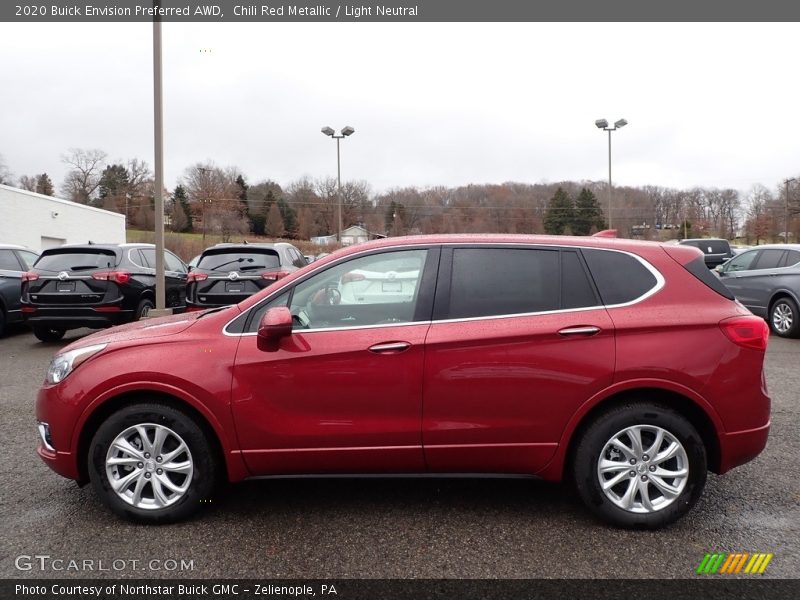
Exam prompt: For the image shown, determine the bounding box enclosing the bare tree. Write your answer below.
[18,175,37,191]
[183,163,246,241]
[60,148,107,204]
[0,154,12,185]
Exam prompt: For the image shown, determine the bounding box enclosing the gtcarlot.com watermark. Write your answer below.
[15,555,195,572]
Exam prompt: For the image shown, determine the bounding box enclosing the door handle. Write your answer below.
[558,326,601,337]
[368,342,410,353]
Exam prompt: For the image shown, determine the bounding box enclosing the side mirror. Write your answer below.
[715,264,724,274]
[257,307,293,351]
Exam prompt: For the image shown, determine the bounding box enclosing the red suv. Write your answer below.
[35,235,770,528]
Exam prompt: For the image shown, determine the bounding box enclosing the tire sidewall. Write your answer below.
[573,404,707,529]
[88,404,216,523]
[33,325,65,342]
[769,297,799,338]
[135,298,154,321]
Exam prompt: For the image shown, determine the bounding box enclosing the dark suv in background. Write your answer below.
[0,244,39,336]
[21,243,187,342]
[185,242,307,310]
[678,238,734,269]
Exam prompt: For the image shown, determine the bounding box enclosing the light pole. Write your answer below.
[321,126,355,242]
[152,3,167,314]
[198,167,212,245]
[784,178,796,244]
[595,118,628,230]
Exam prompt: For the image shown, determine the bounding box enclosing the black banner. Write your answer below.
[3,579,800,600]
[2,0,800,23]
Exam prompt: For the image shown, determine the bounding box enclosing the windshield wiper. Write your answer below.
[71,265,109,271]
[210,258,253,271]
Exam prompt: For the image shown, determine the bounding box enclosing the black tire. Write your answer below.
[88,403,220,524]
[33,325,66,342]
[769,296,800,338]
[572,402,707,529]
[0,308,5,337]
[135,298,154,321]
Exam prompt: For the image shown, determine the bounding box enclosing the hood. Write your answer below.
[58,311,205,354]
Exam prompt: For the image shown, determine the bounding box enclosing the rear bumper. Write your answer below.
[718,421,770,474]
[23,306,134,329]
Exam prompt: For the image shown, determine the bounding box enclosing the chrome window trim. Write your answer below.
[222,243,665,337]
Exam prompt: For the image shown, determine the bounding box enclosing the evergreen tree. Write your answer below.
[572,187,605,235]
[277,198,297,237]
[172,185,192,232]
[35,173,54,196]
[98,164,130,203]
[543,187,574,235]
[235,175,249,225]
[265,202,286,238]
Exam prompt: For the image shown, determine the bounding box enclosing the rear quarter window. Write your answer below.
[581,249,658,305]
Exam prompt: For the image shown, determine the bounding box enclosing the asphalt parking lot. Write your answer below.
[1,325,798,579]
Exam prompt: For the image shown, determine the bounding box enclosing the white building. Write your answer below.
[0,184,126,252]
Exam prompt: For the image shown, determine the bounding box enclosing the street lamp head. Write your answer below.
[321,126,335,136]
[341,126,355,136]
[614,118,628,129]
[595,119,609,129]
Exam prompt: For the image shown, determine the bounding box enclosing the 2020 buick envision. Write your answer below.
[35,235,770,528]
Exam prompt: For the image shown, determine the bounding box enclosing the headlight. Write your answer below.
[46,343,108,385]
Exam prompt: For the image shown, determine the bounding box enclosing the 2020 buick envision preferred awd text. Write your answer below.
[35,235,770,528]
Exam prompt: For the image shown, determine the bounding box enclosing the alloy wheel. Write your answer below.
[772,302,793,334]
[596,424,689,513]
[105,423,193,510]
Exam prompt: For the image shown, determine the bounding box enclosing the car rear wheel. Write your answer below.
[769,297,799,338]
[572,402,707,529]
[135,298,154,321]
[88,403,219,523]
[33,325,65,342]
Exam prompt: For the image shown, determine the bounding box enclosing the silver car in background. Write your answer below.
[717,244,800,338]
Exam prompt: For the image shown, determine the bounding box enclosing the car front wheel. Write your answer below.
[88,403,219,523]
[572,402,707,529]
[769,297,799,338]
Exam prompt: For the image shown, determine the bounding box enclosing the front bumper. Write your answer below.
[35,384,81,481]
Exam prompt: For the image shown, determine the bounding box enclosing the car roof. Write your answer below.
[0,244,31,250]
[741,243,800,251]
[203,243,284,252]
[678,238,729,243]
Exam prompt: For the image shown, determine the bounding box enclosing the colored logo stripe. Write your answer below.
[698,552,773,574]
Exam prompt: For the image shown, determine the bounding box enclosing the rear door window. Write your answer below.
[582,249,658,305]
[16,250,39,269]
[561,250,599,309]
[752,249,786,270]
[447,248,560,319]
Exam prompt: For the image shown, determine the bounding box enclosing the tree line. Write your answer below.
[1,150,799,243]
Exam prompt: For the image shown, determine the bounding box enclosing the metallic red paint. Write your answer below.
[34,235,770,490]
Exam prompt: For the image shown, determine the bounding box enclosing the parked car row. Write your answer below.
[13,241,308,342]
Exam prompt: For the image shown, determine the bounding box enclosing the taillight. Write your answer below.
[22,271,39,282]
[92,271,131,285]
[719,316,769,351]
[187,272,208,284]
[261,271,290,281]
[341,272,366,284]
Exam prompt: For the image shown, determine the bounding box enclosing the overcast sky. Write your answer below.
[1,22,799,196]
